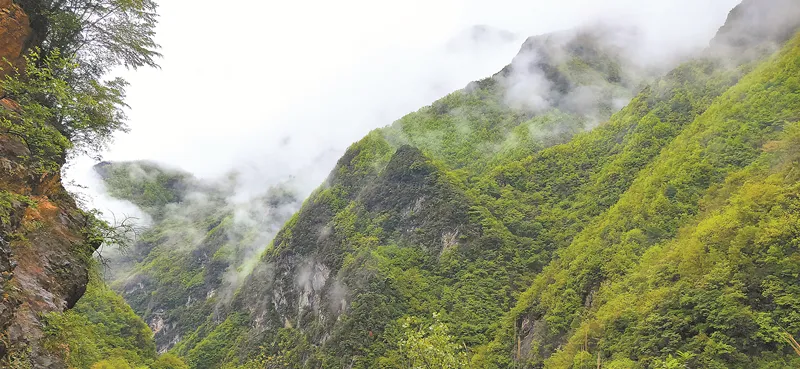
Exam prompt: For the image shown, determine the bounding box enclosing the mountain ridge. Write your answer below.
[42,0,800,368]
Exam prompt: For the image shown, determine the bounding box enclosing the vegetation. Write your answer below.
[0,49,127,171]
[42,263,188,369]
[42,2,800,369]
[94,160,300,356]
[495,31,800,369]
[0,191,33,226]
[33,0,161,74]
[0,0,165,367]
[1,0,159,171]
[122,16,800,369]
[95,161,196,218]
[379,314,469,369]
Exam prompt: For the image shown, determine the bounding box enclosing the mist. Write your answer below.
[50,1,759,351]
[60,1,747,302]
[65,0,741,204]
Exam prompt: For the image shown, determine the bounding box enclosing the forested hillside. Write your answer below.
[3,0,795,368]
[86,0,800,368]
[95,161,301,352]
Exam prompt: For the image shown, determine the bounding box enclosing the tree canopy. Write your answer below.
[0,0,160,171]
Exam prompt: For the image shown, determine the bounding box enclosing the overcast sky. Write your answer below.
[66,0,742,215]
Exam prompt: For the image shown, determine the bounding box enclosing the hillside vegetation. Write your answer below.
[87,0,800,368]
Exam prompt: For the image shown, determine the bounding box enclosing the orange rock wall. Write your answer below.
[0,0,33,88]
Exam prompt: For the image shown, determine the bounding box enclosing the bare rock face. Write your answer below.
[0,0,33,88]
[0,133,97,368]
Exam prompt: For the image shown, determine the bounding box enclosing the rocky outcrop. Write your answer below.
[0,0,33,89]
[0,2,97,367]
[0,133,98,367]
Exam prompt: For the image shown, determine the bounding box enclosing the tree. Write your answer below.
[151,353,190,369]
[387,314,468,369]
[0,0,160,171]
[1,49,128,170]
[90,358,135,369]
[37,0,161,78]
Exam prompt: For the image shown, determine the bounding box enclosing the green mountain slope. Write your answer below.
[500,23,800,369]
[42,266,160,368]
[96,25,650,369]
[42,266,191,368]
[93,1,800,368]
[95,161,300,352]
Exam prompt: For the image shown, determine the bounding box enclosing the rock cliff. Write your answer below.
[0,1,98,367]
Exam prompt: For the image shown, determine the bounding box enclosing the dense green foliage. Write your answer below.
[42,264,188,369]
[1,0,159,171]
[80,2,800,369]
[1,50,128,171]
[500,31,800,369]
[379,314,469,369]
[134,17,800,369]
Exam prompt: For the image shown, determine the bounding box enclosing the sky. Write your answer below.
[65,0,743,216]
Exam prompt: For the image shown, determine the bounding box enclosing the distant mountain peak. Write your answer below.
[445,24,518,52]
[713,0,800,49]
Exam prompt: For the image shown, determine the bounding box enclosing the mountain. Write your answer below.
[85,0,800,368]
[4,0,800,368]
[95,161,301,352]
[97,20,646,367]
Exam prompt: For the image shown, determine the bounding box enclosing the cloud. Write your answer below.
[69,0,738,181]
[64,0,748,244]
[63,0,747,293]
